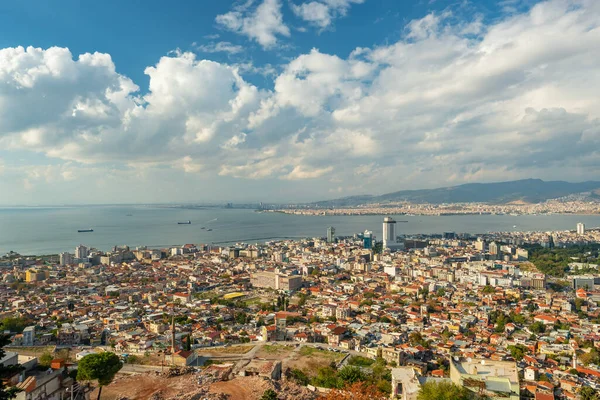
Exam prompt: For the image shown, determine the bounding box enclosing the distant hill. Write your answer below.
[311,179,600,206]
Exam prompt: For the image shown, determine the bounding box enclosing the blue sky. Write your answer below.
[0,0,599,205]
[0,0,500,87]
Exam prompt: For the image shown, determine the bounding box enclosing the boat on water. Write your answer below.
[178,221,191,225]
[201,227,206,229]
[78,229,93,233]
[207,228,213,231]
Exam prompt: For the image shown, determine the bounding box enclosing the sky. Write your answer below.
[0,0,599,205]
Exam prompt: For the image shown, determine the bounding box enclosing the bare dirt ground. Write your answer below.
[91,373,196,400]
[285,347,345,373]
[209,376,271,399]
[94,371,317,400]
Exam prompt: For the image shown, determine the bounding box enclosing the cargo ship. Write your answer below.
[78,229,94,233]
[178,221,191,225]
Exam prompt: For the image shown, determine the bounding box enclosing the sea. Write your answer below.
[1,205,600,255]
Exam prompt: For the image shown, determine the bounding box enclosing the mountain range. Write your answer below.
[311,179,600,207]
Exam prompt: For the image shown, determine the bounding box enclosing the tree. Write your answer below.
[39,352,54,367]
[289,368,310,385]
[580,386,599,400]
[372,242,383,255]
[482,285,495,294]
[183,334,192,351]
[260,388,278,400]
[0,317,31,334]
[579,348,600,366]
[507,345,527,361]
[0,335,21,400]
[417,381,475,400]
[338,366,367,384]
[77,352,122,400]
[235,312,248,324]
[530,321,546,334]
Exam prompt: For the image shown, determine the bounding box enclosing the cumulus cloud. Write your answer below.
[291,0,365,29]
[1,0,600,204]
[283,164,333,180]
[216,0,290,49]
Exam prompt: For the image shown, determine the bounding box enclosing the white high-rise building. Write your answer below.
[75,245,89,259]
[383,217,396,249]
[59,252,73,266]
[577,223,585,235]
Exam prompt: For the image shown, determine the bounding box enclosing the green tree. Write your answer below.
[580,386,599,400]
[289,368,310,385]
[77,352,122,400]
[260,388,278,400]
[235,312,248,324]
[372,242,383,255]
[338,366,367,384]
[39,352,54,367]
[0,317,31,334]
[579,348,600,366]
[417,381,475,400]
[0,335,21,399]
[507,345,527,361]
[312,366,342,389]
[530,321,546,334]
[482,285,495,294]
[183,334,192,351]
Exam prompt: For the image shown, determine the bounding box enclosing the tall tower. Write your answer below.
[327,226,336,243]
[577,223,585,235]
[383,217,396,249]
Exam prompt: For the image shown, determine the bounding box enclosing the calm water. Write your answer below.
[1,206,600,255]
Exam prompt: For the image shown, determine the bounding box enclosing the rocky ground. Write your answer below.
[94,366,318,400]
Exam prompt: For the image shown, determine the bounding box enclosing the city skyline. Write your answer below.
[1,0,600,205]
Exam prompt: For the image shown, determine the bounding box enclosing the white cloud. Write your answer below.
[221,132,248,149]
[283,164,333,180]
[216,0,290,49]
[195,41,244,54]
[2,0,600,204]
[291,0,365,28]
[291,2,331,28]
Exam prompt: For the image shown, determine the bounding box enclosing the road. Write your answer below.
[119,364,163,374]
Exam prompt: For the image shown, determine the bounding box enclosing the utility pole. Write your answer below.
[171,313,175,354]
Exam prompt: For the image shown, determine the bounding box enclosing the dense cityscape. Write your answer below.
[273,199,600,217]
[3,0,600,399]
[1,217,600,399]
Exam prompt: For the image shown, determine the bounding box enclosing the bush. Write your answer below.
[289,368,310,385]
[347,356,375,367]
[260,388,277,400]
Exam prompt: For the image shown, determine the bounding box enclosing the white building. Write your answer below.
[577,222,585,235]
[384,265,400,277]
[383,216,403,250]
[75,245,89,259]
[59,252,73,266]
[22,326,35,346]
